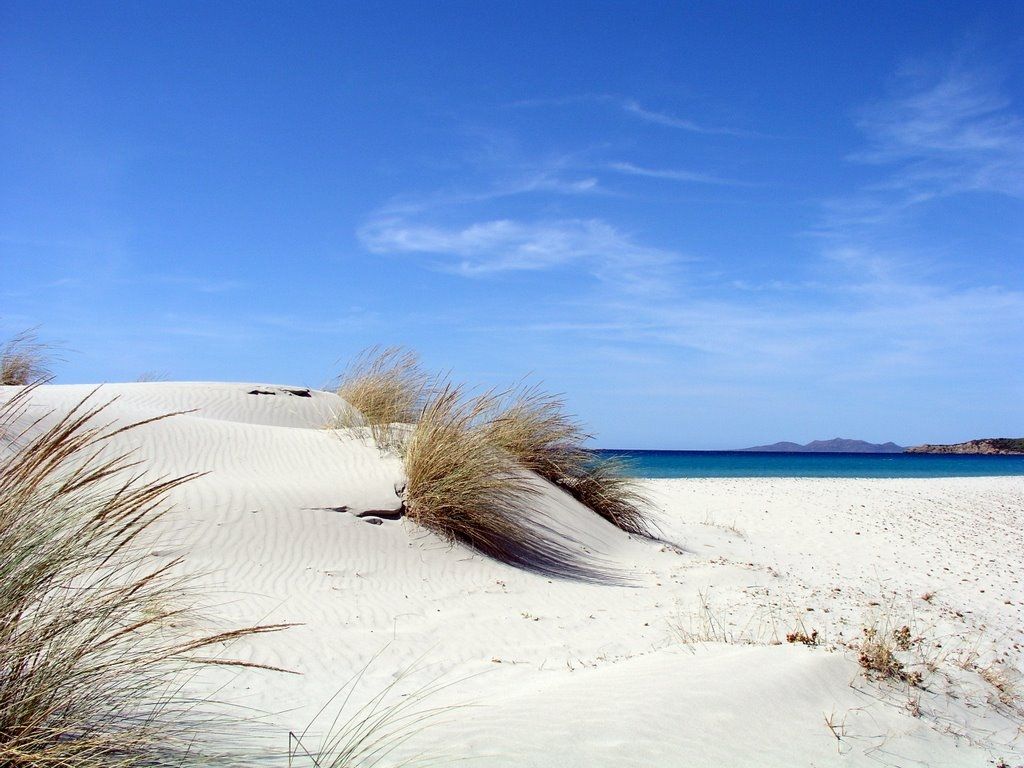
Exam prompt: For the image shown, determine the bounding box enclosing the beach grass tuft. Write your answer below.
[1,328,53,385]
[485,384,654,537]
[560,457,653,536]
[288,653,462,768]
[0,387,288,767]
[336,348,654,547]
[336,346,431,451]
[402,382,538,562]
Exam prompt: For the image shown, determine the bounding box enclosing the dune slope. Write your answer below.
[3,382,1021,767]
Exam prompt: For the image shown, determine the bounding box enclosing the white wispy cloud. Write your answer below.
[607,161,749,186]
[861,66,1022,194]
[359,217,680,294]
[816,64,1024,238]
[377,165,607,217]
[618,99,753,137]
[507,259,1024,387]
[509,94,755,137]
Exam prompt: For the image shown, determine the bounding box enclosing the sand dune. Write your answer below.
[3,382,1021,766]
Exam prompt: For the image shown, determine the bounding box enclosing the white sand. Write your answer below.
[5,382,1023,766]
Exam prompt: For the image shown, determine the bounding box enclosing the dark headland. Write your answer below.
[905,438,1024,455]
[740,438,904,453]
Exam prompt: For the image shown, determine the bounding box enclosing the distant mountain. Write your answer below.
[905,438,1024,455]
[740,438,905,453]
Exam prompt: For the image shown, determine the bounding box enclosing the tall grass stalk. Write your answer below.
[0,387,289,767]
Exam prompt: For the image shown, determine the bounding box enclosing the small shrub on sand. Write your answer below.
[0,388,287,767]
[857,623,924,687]
[336,347,430,450]
[402,383,537,561]
[786,629,820,647]
[1,328,52,385]
[485,386,653,537]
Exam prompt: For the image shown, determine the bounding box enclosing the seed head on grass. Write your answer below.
[1,328,53,385]
[335,347,431,451]
[0,387,290,767]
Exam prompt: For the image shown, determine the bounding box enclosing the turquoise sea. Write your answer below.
[595,450,1024,479]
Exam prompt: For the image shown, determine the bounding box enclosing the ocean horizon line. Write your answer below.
[591,448,1024,479]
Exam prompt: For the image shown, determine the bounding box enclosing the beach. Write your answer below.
[5,382,1023,766]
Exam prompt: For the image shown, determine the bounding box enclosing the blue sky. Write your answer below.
[2,2,1022,448]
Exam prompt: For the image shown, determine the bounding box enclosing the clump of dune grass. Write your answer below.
[337,347,653,544]
[0,387,289,767]
[483,385,591,480]
[403,383,533,558]
[485,385,653,537]
[1,328,53,385]
[336,347,431,451]
[401,382,601,578]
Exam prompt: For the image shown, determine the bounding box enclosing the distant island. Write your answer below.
[740,438,904,453]
[905,438,1024,455]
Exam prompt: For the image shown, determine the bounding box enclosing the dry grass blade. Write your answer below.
[0,388,286,767]
[288,653,466,768]
[484,385,654,537]
[1,328,54,386]
[335,347,430,451]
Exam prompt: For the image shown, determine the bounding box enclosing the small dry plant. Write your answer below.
[485,385,653,537]
[978,663,1020,709]
[672,589,785,648]
[786,629,820,647]
[1,328,53,385]
[857,622,924,687]
[0,387,288,767]
[335,347,431,451]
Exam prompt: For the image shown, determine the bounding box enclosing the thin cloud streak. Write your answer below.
[509,94,758,137]
[607,161,751,186]
[377,172,607,217]
[618,99,755,137]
